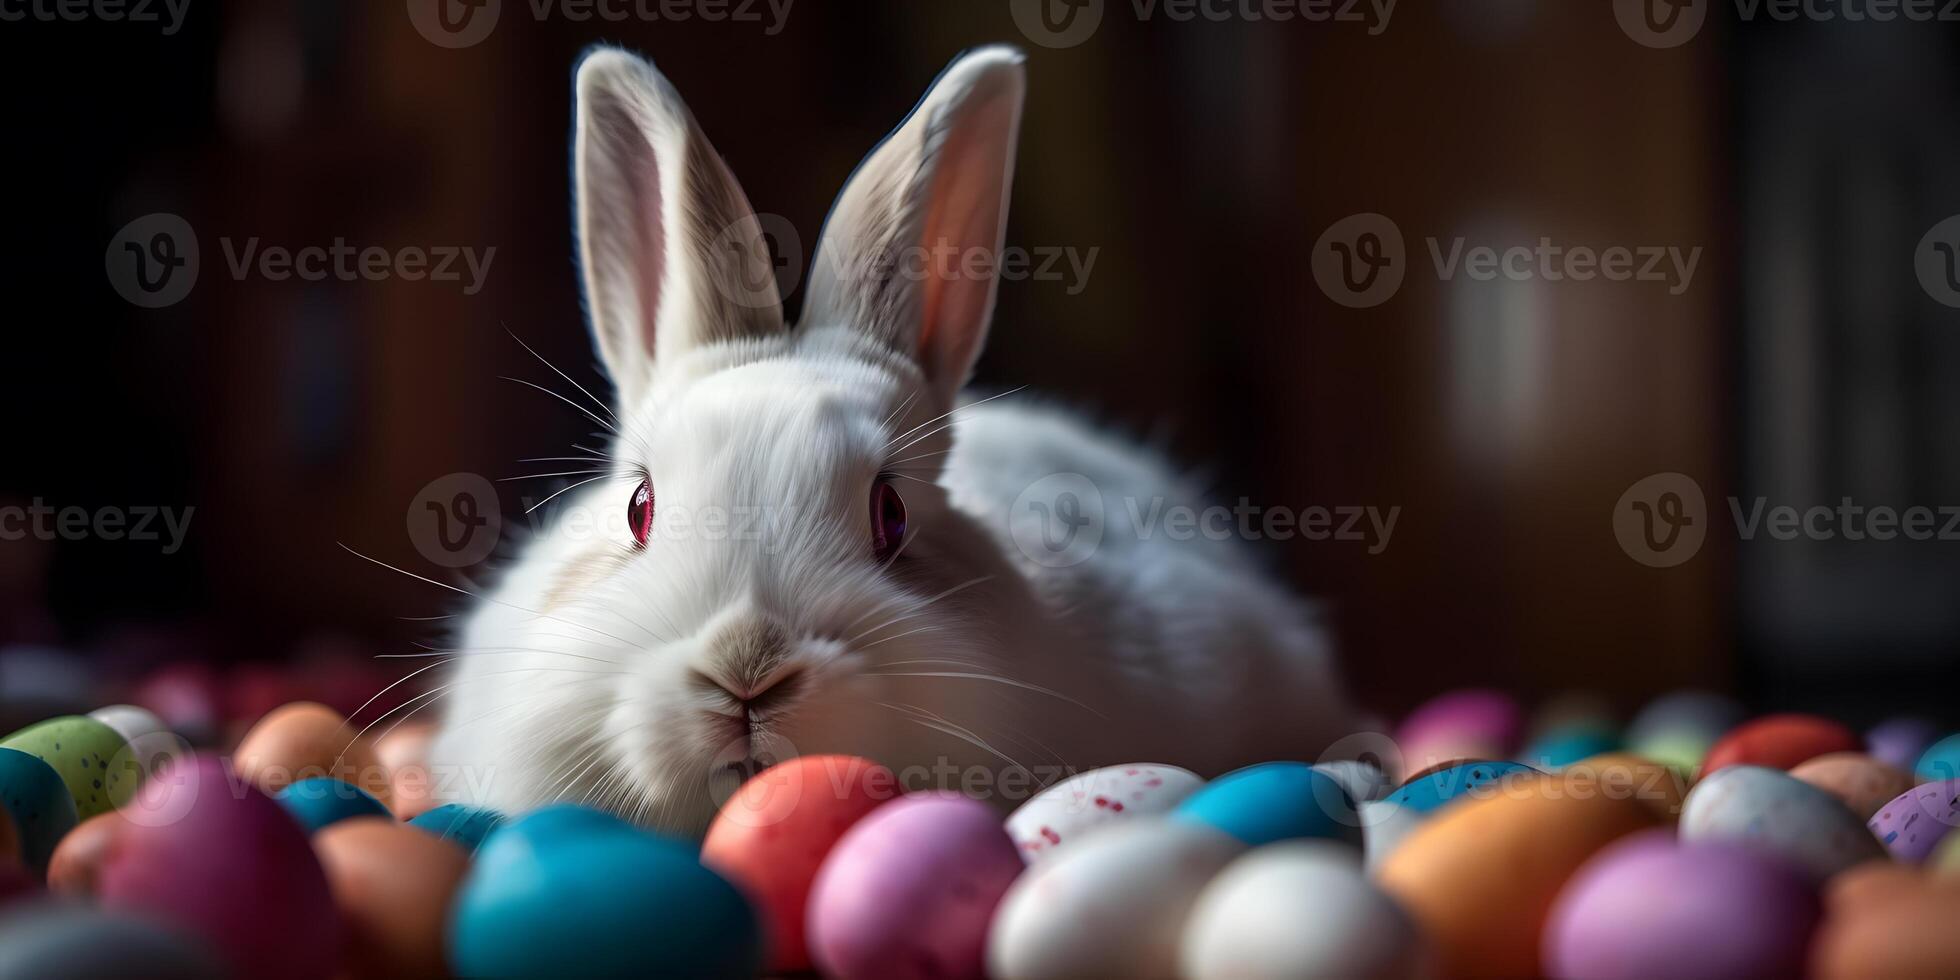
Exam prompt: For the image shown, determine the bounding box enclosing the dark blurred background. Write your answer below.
[2,0,1957,727]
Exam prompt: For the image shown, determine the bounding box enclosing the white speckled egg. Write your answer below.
[1183,842,1433,980]
[988,818,1244,979]
[1362,800,1429,875]
[1314,761,1391,804]
[88,704,182,780]
[1005,763,1202,862]
[1679,765,1885,881]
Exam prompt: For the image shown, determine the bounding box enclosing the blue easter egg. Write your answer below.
[0,904,223,979]
[1386,760,1539,813]
[494,802,639,844]
[0,746,80,877]
[275,777,392,833]
[1524,729,1621,769]
[449,805,760,978]
[408,804,507,853]
[1172,762,1361,848]
[1917,733,1960,782]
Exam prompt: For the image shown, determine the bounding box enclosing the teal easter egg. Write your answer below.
[276,777,391,833]
[1,716,143,819]
[1173,762,1361,848]
[449,805,761,978]
[1385,760,1539,813]
[1525,729,1622,769]
[409,804,507,853]
[1917,734,1960,782]
[0,747,79,877]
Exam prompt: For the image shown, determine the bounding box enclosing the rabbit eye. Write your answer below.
[871,479,906,562]
[628,477,654,547]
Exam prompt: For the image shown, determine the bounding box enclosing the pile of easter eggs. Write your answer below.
[0,688,1958,978]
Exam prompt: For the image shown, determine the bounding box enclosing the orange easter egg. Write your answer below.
[314,817,471,980]
[47,812,125,897]
[1791,753,1917,821]
[1377,773,1662,979]
[701,756,899,973]
[1813,863,1960,978]
[233,702,388,806]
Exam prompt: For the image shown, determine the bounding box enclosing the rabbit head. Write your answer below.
[506,44,1031,829]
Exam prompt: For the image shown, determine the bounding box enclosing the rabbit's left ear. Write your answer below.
[803,47,1026,399]
[574,48,784,402]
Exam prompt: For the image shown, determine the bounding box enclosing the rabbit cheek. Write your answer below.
[538,544,631,612]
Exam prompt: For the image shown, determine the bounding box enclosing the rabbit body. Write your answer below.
[428,46,1346,835]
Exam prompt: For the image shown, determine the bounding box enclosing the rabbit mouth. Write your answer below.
[703,727,796,807]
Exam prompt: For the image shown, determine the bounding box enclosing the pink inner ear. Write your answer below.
[914,89,1017,385]
[586,94,667,368]
[628,134,665,362]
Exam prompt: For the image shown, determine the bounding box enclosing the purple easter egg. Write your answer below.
[1868,779,1960,863]
[1396,689,1523,773]
[1544,831,1821,979]
[98,755,343,980]
[808,793,1022,980]
[1865,718,1940,773]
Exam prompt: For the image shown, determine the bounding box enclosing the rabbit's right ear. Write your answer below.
[802,47,1026,403]
[574,48,784,402]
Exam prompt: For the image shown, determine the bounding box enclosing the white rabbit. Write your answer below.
[428,45,1348,835]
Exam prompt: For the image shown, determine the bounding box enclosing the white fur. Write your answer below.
[429,46,1347,835]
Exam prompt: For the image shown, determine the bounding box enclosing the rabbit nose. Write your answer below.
[689,665,804,714]
[692,612,799,711]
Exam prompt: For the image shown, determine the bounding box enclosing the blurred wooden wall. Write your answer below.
[184,2,1727,712]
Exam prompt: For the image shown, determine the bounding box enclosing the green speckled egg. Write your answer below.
[2,716,144,819]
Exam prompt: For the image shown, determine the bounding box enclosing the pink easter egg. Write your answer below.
[98,755,343,980]
[807,793,1022,980]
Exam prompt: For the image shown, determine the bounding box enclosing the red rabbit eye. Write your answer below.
[628,477,654,547]
[870,480,907,562]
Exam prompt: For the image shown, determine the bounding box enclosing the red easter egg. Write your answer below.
[98,755,343,980]
[0,861,33,909]
[47,812,124,897]
[1701,714,1860,777]
[701,755,899,973]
